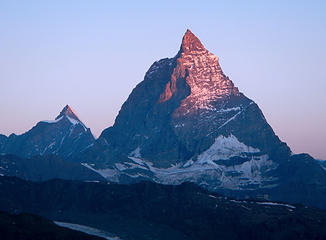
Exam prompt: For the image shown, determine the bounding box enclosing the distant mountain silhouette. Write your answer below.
[0,105,95,159]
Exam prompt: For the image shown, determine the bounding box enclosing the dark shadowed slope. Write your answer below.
[1,176,326,240]
[0,154,105,182]
[0,210,105,240]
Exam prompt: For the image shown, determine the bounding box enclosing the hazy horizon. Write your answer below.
[1,1,325,159]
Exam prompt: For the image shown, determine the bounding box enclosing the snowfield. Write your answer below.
[54,221,121,240]
[83,134,278,190]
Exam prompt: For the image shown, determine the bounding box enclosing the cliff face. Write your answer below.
[78,29,293,192]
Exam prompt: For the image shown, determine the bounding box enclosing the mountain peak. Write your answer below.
[180,29,206,53]
[55,105,80,121]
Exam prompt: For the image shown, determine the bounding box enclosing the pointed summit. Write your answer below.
[56,105,80,121]
[180,29,206,53]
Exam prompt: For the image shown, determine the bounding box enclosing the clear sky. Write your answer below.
[0,0,325,159]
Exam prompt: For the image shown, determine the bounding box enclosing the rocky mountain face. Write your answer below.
[1,176,326,240]
[0,105,95,159]
[80,29,294,191]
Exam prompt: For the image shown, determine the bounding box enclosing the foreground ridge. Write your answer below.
[1,176,326,240]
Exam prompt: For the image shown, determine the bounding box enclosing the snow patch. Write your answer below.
[198,134,260,163]
[41,116,63,124]
[129,147,141,158]
[257,202,296,209]
[40,115,87,131]
[183,159,194,167]
[40,141,56,155]
[54,221,121,240]
[67,116,79,125]
[218,111,242,129]
[216,107,241,113]
[115,163,127,171]
[67,116,87,131]
[81,163,119,181]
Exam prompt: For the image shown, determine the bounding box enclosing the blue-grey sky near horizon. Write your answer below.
[0,0,325,159]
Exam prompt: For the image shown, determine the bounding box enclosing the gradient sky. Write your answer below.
[0,0,325,159]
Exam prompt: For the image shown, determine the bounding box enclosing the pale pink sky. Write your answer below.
[0,1,325,159]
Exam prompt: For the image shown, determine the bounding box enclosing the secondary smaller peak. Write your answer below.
[55,104,80,122]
